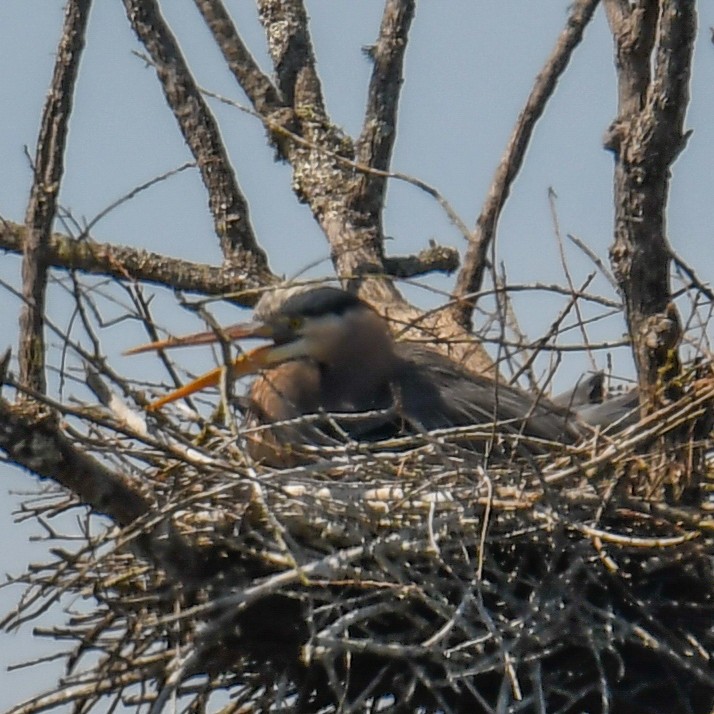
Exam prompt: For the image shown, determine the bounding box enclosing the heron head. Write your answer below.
[126,286,379,410]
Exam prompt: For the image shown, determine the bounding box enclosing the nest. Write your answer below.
[5,375,714,714]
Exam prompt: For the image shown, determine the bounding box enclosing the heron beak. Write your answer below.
[126,320,276,411]
[135,326,313,412]
[124,321,274,355]
[127,320,312,411]
[144,343,284,411]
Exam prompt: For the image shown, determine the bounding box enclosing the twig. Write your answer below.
[79,162,196,239]
[549,188,597,372]
[451,0,600,329]
[510,272,596,383]
[670,247,714,303]
[567,233,618,291]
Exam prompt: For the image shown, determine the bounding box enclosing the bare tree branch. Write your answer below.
[603,0,658,117]
[383,243,458,278]
[254,2,388,282]
[257,0,327,116]
[121,0,269,269]
[603,0,695,410]
[0,399,149,527]
[354,0,416,221]
[1,220,275,301]
[1,220,455,295]
[19,0,92,394]
[138,3,491,372]
[193,0,283,116]
[451,0,600,330]
[250,1,445,368]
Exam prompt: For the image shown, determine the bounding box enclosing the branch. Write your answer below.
[193,0,300,163]
[254,1,394,286]
[0,220,275,301]
[19,0,91,394]
[355,0,416,217]
[650,2,695,162]
[257,0,327,116]
[193,0,283,116]
[0,392,224,587]
[121,0,269,269]
[451,0,600,329]
[603,0,695,407]
[602,0,657,119]
[0,398,149,527]
[383,243,459,278]
[190,4,491,373]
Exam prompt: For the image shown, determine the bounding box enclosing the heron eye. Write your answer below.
[288,316,303,331]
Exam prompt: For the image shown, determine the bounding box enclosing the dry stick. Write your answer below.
[567,233,619,291]
[548,188,598,372]
[5,670,149,714]
[451,0,600,330]
[19,0,92,395]
[510,272,596,384]
[670,248,714,303]
[125,284,196,404]
[394,282,621,329]
[496,263,540,389]
[121,0,268,270]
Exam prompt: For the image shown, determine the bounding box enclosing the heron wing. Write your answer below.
[393,344,584,445]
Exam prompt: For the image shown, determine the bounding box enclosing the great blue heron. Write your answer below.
[127,286,636,465]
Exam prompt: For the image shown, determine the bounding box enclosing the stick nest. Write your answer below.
[5,374,714,714]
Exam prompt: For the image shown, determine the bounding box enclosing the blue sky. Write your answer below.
[1,1,713,706]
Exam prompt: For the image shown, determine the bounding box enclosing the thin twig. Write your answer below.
[452,0,600,329]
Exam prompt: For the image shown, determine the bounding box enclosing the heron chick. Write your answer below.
[127,286,593,464]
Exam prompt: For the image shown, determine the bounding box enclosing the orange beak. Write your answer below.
[144,344,278,412]
[125,321,280,411]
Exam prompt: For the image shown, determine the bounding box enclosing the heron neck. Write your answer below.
[318,360,395,411]
[317,312,397,411]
